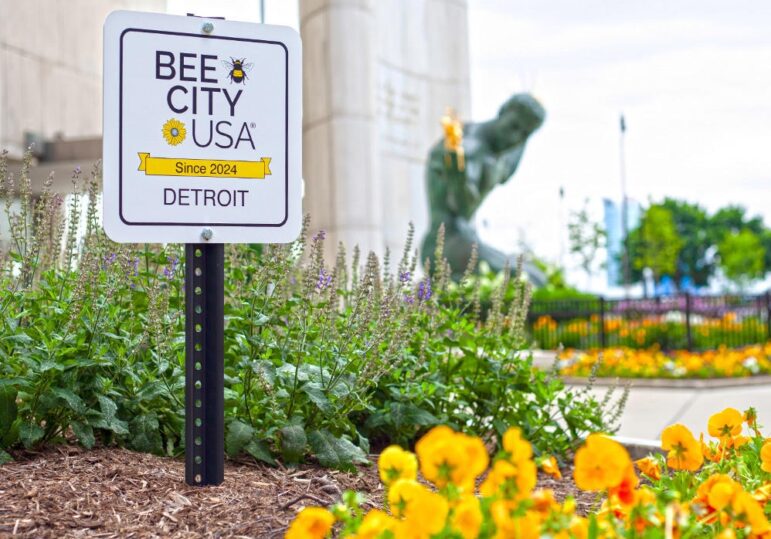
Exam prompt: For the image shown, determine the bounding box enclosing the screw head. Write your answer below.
[202,22,214,34]
[201,227,214,241]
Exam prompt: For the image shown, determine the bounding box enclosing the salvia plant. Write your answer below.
[0,151,626,469]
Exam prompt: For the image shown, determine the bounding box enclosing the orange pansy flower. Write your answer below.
[573,434,631,492]
[708,408,743,439]
[661,424,703,471]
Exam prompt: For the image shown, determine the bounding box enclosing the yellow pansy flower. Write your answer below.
[378,445,418,485]
[760,439,771,473]
[731,491,771,535]
[634,456,661,480]
[661,424,703,471]
[451,494,483,539]
[416,427,487,489]
[573,434,631,491]
[491,501,541,539]
[352,509,398,539]
[405,488,449,535]
[285,507,335,539]
[539,455,562,480]
[480,458,537,500]
[503,427,533,463]
[387,478,423,519]
[708,408,744,439]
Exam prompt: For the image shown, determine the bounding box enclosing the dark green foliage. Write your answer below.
[0,152,622,468]
[659,199,713,287]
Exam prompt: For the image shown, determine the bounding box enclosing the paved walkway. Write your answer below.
[531,350,771,442]
[587,383,771,441]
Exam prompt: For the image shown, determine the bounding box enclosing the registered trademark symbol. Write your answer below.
[250,122,256,128]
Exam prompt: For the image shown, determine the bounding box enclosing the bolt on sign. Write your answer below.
[103,11,302,487]
[103,10,301,243]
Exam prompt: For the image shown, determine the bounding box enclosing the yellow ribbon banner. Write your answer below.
[137,153,272,179]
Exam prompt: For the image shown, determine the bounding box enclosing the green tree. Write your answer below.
[718,229,766,290]
[659,198,712,286]
[709,205,769,275]
[567,200,606,286]
[628,204,682,282]
[762,230,771,273]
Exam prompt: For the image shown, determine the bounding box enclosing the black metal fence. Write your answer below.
[527,292,771,351]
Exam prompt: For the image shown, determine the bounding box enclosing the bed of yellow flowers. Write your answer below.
[557,344,771,379]
[286,407,771,538]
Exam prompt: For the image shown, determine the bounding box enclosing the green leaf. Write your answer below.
[1,418,19,448]
[71,421,95,449]
[51,387,85,414]
[97,395,118,419]
[277,363,309,383]
[308,429,368,471]
[129,414,162,453]
[135,381,169,401]
[390,402,439,430]
[405,406,438,427]
[225,420,254,458]
[357,432,370,455]
[245,439,276,466]
[301,383,331,413]
[91,396,129,435]
[279,424,306,465]
[588,514,599,539]
[0,386,18,439]
[19,423,45,448]
[0,448,12,464]
[224,388,240,404]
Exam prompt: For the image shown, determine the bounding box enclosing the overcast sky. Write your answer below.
[168,0,771,281]
[469,0,771,276]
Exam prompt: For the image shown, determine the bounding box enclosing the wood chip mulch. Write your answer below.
[0,446,597,538]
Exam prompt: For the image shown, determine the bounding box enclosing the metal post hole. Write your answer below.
[185,243,225,486]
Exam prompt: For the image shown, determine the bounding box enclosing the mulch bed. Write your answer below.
[0,446,596,538]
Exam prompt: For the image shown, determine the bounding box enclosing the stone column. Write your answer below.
[375,0,470,261]
[299,0,383,260]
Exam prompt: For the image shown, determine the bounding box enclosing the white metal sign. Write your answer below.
[103,11,301,243]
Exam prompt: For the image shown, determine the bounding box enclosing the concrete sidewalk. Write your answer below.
[531,350,771,442]
[577,382,771,442]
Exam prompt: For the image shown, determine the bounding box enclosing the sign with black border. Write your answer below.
[103,11,302,243]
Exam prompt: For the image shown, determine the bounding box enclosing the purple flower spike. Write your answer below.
[316,268,332,291]
[102,252,117,270]
[417,279,432,301]
[162,255,179,279]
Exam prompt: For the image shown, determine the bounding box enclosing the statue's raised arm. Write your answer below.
[421,93,547,284]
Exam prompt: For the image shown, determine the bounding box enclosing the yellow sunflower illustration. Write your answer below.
[162,118,186,146]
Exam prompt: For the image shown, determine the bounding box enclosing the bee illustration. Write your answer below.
[222,57,253,84]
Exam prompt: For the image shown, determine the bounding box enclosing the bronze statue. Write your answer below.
[421,93,546,285]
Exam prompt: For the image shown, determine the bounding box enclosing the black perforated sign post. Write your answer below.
[184,244,225,486]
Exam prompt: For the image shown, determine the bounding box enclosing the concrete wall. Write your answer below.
[300,0,470,260]
[0,0,166,158]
